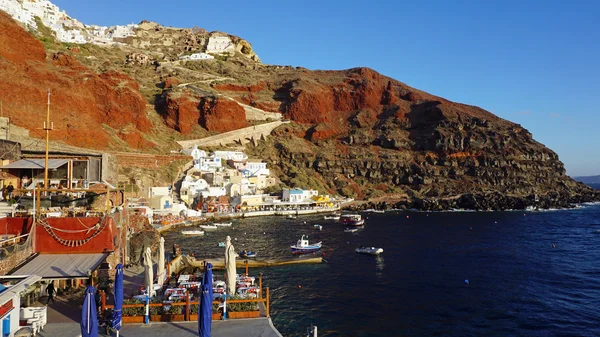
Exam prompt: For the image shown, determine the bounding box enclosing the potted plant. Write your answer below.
[121,299,145,323]
[189,302,222,320]
[225,295,260,319]
[150,299,185,322]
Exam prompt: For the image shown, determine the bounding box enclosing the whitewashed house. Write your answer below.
[244,161,270,177]
[282,188,319,203]
[206,35,234,54]
[179,53,214,61]
[213,151,248,163]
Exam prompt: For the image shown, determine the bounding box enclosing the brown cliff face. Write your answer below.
[0,12,153,149]
[235,68,599,209]
[161,90,246,134]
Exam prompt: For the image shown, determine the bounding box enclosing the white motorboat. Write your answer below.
[314,224,323,231]
[214,222,232,227]
[324,215,340,220]
[287,215,297,219]
[181,230,205,236]
[339,214,364,226]
[290,235,322,255]
[364,209,385,213]
[200,224,218,230]
[355,246,383,255]
[344,228,359,233]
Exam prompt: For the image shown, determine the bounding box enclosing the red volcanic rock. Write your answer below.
[213,81,266,92]
[164,93,200,134]
[199,97,247,132]
[118,129,156,149]
[0,12,45,64]
[164,77,180,89]
[0,12,152,149]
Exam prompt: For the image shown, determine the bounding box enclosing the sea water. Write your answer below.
[163,202,600,336]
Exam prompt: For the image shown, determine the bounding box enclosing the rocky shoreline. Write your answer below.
[350,189,600,212]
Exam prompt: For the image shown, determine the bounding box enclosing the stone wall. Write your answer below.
[113,153,192,169]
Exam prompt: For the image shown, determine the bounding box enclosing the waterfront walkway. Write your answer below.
[38,319,283,337]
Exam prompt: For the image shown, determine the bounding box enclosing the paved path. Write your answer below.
[38,318,283,337]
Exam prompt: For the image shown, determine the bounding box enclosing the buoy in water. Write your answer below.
[552,243,556,248]
[298,285,302,289]
[465,279,469,284]
[406,215,409,219]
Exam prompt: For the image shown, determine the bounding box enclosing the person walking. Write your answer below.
[5,183,13,200]
[46,281,55,305]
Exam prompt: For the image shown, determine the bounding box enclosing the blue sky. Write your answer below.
[52,0,600,176]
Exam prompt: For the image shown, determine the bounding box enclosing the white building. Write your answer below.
[244,161,270,177]
[179,53,214,61]
[150,186,171,197]
[206,35,234,54]
[199,187,226,198]
[0,0,138,45]
[213,151,248,163]
[282,188,319,203]
[0,275,43,337]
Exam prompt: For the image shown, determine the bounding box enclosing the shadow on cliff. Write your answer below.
[405,101,445,151]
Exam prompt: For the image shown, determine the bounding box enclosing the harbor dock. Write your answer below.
[38,319,283,337]
[177,255,323,271]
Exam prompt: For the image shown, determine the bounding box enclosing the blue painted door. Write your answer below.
[2,315,10,337]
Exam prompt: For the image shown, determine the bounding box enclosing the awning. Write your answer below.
[11,253,108,279]
[1,159,69,170]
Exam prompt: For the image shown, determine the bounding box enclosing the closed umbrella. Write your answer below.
[81,286,98,337]
[225,236,236,298]
[143,247,154,324]
[112,263,124,337]
[198,263,213,337]
[144,247,154,297]
[158,237,165,286]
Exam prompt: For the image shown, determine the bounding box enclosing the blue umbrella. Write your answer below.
[81,286,98,337]
[198,263,213,337]
[112,264,124,337]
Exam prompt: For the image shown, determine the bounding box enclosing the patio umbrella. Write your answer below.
[144,247,154,297]
[81,286,98,337]
[158,237,165,286]
[198,263,213,337]
[112,263,123,337]
[198,284,212,337]
[225,236,236,298]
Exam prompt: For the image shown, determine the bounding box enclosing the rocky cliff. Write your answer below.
[0,7,598,209]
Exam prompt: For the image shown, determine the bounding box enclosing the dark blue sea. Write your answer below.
[164,201,600,336]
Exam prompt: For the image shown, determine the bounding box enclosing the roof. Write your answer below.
[11,253,108,279]
[1,158,69,170]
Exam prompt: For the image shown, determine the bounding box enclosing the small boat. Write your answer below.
[200,224,218,230]
[314,224,323,231]
[339,214,364,226]
[239,250,257,258]
[324,215,340,220]
[290,235,322,255]
[181,230,205,236]
[214,222,232,227]
[217,242,225,247]
[344,228,358,233]
[355,246,384,255]
[287,215,297,219]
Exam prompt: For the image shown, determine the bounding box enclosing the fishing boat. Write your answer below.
[339,214,365,226]
[200,224,218,230]
[290,235,322,255]
[314,224,323,231]
[181,230,205,236]
[239,250,257,258]
[214,222,232,227]
[344,228,359,233]
[355,246,384,255]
